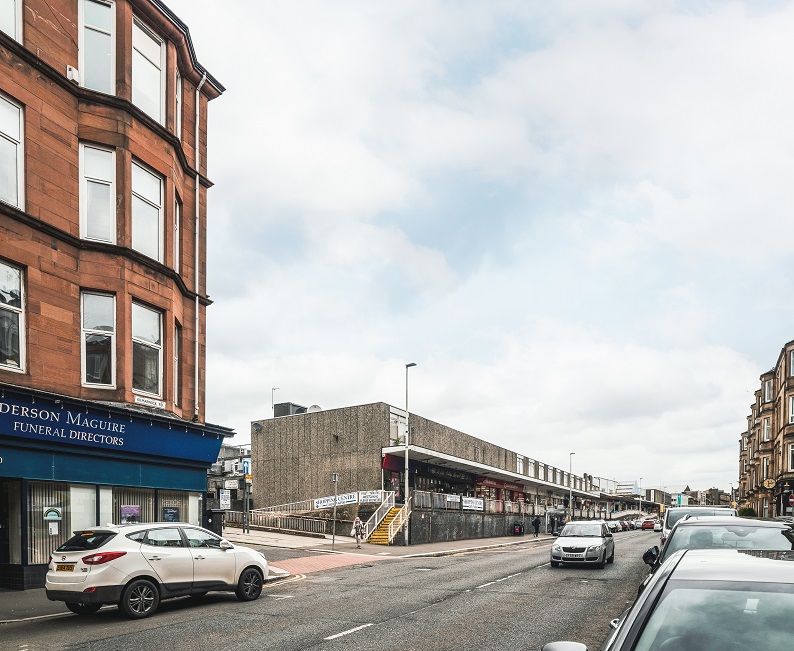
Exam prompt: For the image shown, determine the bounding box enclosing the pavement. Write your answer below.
[0,528,553,624]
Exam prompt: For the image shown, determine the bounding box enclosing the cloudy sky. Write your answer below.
[166,0,794,493]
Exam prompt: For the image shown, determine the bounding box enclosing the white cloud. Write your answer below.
[162,0,793,492]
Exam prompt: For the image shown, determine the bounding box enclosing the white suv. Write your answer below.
[46,523,268,618]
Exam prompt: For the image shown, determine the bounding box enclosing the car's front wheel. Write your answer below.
[66,602,102,616]
[236,567,263,601]
[550,560,560,568]
[607,548,615,564]
[120,578,160,619]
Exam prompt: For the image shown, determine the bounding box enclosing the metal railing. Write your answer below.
[387,497,412,543]
[225,510,327,535]
[363,491,395,539]
[254,499,316,515]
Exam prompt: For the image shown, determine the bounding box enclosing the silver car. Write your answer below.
[550,520,615,568]
[46,523,268,618]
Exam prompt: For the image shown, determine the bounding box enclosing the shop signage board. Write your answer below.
[462,497,484,511]
[313,492,357,509]
[0,393,222,463]
[359,490,382,503]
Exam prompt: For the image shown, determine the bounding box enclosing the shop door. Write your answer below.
[0,480,10,564]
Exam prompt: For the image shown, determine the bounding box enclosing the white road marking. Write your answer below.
[324,623,374,640]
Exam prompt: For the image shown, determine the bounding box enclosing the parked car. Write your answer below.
[641,516,794,582]
[542,548,794,651]
[607,521,620,533]
[550,520,614,568]
[653,519,662,532]
[641,518,655,530]
[45,523,269,618]
[660,505,737,545]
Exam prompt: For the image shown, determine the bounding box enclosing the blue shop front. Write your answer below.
[0,383,233,589]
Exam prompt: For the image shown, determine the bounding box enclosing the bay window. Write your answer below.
[132,303,162,396]
[81,292,115,386]
[80,0,115,94]
[132,19,164,123]
[80,144,115,243]
[0,92,23,209]
[0,261,23,371]
[132,161,163,261]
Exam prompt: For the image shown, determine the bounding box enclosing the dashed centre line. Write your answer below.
[324,623,374,640]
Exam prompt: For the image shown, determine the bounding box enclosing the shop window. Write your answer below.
[113,486,154,524]
[80,0,115,94]
[27,482,69,564]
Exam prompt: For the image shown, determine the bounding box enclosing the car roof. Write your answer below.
[672,516,790,529]
[670,549,794,584]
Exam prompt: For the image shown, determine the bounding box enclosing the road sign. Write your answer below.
[789,493,794,507]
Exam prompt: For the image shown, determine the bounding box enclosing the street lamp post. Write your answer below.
[404,362,416,546]
[271,387,280,416]
[639,477,643,515]
[569,452,575,522]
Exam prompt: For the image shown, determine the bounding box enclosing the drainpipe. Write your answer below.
[194,72,206,420]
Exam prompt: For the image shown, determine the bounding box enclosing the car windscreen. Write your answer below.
[560,523,603,537]
[665,525,794,555]
[666,509,733,529]
[56,531,117,552]
[633,582,794,651]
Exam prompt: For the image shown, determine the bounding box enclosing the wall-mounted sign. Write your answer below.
[134,395,166,409]
[43,506,62,521]
[359,490,382,503]
[224,479,239,490]
[313,492,357,509]
[462,497,484,511]
[219,489,231,509]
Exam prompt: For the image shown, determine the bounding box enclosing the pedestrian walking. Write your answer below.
[353,516,365,548]
[532,516,541,537]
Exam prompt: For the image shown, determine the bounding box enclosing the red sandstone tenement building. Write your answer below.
[0,0,231,589]
[739,339,794,518]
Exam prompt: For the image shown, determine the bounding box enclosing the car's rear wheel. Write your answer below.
[66,602,102,615]
[119,578,160,619]
[235,567,263,601]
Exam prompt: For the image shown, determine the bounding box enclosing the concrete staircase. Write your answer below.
[367,507,403,545]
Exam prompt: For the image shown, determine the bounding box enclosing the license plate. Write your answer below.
[563,553,584,559]
[56,564,75,572]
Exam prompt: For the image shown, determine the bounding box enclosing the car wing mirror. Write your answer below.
[220,539,233,550]
[642,546,659,566]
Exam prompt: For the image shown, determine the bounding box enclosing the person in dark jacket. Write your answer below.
[532,516,541,537]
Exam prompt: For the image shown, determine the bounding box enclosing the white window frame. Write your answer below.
[131,302,162,397]
[765,379,772,402]
[0,91,24,210]
[0,260,25,372]
[763,417,771,442]
[132,18,165,124]
[516,455,524,475]
[175,69,182,139]
[790,443,794,473]
[79,0,116,95]
[1,0,22,42]
[742,436,748,451]
[80,292,116,388]
[174,195,181,272]
[790,396,794,425]
[763,457,769,480]
[131,160,164,262]
[79,143,116,243]
[173,322,181,407]
[790,350,794,377]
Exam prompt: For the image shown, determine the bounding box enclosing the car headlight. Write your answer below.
[552,544,561,552]
[587,544,602,552]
